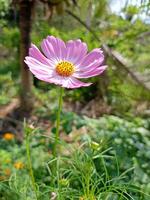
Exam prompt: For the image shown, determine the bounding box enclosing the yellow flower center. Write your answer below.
[56,61,74,77]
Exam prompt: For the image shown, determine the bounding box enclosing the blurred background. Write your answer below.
[0,0,150,198]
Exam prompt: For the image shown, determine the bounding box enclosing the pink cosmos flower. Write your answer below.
[24,36,107,88]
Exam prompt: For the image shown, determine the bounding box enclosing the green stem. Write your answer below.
[26,134,38,200]
[53,87,64,157]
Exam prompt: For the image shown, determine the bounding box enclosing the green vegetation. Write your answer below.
[0,115,150,199]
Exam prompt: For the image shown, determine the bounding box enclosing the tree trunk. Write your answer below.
[19,0,35,115]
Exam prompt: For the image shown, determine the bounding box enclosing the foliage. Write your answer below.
[0,115,150,199]
[81,115,150,193]
[0,0,10,18]
[0,73,18,105]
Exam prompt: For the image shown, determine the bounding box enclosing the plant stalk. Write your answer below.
[53,87,64,157]
[26,134,38,200]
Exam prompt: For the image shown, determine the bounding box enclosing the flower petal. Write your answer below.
[61,77,92,88]
[29,44,53,66]
[66,39,87,65]
[41,38,55,59]
[35,71,67,86]
[41,36,66,60]
[78,48,104,70]
[24,57,54,81]
[37,73,92,89]
[74,65,107,78]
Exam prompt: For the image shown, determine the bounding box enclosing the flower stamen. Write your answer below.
[56,61,74,77]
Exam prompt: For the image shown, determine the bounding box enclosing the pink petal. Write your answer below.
[29,44,53,66]
[35,72,92,89]
[77,60,101,74]
[25,56,53,70]
[66,39,87,65]
[74,65,107,78]
[32,74,53,82]
[48,36,66,59]
[78,48,104,69]
[37,71,67,86]
[41,39,55,59]
[41,36,67,60]
[24,57,54,81]
[62,77,92,88]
